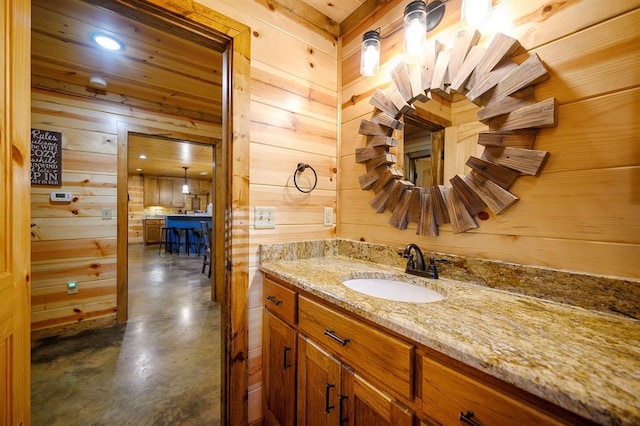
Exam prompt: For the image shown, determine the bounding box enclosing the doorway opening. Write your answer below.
[31,0,251,423]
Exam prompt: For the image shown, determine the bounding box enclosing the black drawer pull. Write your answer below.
[460,410,482,426]
[283,346,291,370]
[324,383,336,413]
[324,329,350,346]
[338,394,348,425]
[266,295,282,306]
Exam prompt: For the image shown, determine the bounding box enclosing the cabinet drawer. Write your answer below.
[263,277,297,325]
[422,357,566,426]
[298,296,414,400]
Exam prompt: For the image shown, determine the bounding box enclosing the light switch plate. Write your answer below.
[102,208,112,220]
[255,206,275,229]
[323,207,333,226]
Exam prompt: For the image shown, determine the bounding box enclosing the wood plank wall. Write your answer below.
[128,175,144,244]
[30,89,221,340]
[198,2,338,421]
[338,0,640,280]
[30,1,338,423]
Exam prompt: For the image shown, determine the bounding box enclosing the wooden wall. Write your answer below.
[30,1,338,422]
[193,2,338,421]
[338,0,640,280]
[128,175,144,244]
[30,89,220,339]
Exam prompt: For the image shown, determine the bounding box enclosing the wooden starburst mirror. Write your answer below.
[356,30,557,235]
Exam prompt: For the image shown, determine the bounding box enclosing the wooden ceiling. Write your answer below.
[30,0,370,178]
[31,0,225,177]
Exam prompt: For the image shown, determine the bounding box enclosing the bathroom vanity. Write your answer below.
[259,240,639,425]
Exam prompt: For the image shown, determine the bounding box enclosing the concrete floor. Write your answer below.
[31,245,221,425]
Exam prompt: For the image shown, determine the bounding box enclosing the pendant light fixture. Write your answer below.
[360,1,447,77]
[181,166,189,194]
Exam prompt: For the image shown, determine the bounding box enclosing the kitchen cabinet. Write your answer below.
[143,219,164,244]
[262,273,587,425]
[143,176,159,206]
[158,177,185,207]
[143,176,184,207]
[187,178,211,195]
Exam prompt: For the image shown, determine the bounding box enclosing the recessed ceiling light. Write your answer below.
[91,32,124,51]
[136,168,142,172]
[138,154,147,159]
[200,171,208,175]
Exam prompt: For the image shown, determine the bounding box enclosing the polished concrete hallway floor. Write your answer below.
[31,245,221,425]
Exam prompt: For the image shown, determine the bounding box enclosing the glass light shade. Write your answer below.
[462,0,492,27]
[91,33,124,51]
[360,30,380,77]
[182,183,189,194]
[403,1,427,58]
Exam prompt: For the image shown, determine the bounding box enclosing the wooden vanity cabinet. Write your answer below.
[262,274,584,426]
[264,310,297,426]
[263,278,298,426]
[263,276,415,426]
[421,352,589,426]
[298,336,414,426]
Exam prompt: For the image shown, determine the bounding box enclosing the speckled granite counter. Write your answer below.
[259,240,640,425]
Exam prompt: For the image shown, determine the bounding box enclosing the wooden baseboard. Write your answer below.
[31,316,117,342]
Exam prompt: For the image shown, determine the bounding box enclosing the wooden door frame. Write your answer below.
[108,1,250,424]
[116,124,220,312]
[3,0,31,423]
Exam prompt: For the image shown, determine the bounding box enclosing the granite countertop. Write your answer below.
[259,255,640,425]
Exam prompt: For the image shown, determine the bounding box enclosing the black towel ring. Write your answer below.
[293,163,317,193]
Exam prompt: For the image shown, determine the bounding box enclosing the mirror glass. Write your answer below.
[401,114,445,187]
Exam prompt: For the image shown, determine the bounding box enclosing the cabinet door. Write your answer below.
[143,176,159,206]
[342,368,414,426]
[264,310,297,426]
[298,336,342,426]
[158,178,174,206]
[172,179,185,207]
[144,220,161,244]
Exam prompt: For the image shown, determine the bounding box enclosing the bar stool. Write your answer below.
[170,227,188,255]
[189,227,204,255]
[159,227,176,254]
[200,221,212,278]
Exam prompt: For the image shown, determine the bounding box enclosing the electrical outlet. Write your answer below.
[102,207,112,220]
[323,207,334,226]
[67,281,78,295]
[254,206,275,229]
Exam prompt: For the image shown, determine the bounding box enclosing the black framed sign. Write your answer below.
[30,129,62,186]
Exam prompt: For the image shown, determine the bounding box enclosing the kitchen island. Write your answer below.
[164,214,212,255]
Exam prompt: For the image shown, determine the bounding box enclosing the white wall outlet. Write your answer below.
[102,207,112,220]
[67,281,78,295]
[255,206,275,229]
[323,207,334,226]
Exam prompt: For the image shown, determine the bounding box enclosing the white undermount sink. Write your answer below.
[342,278,444,303]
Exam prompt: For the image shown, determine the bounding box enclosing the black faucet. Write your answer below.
[402,243,428,277]
[402,244,451,279]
